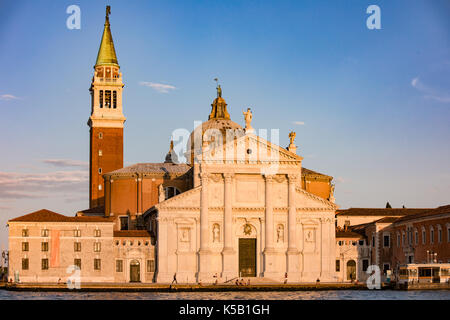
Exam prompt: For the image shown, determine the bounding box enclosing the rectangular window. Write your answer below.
[383,235,390,247]
[74,242,81,252]
[94,259,101,270]
[397,234,400,247]
[74,259,81,270]
[422,230,426,244]
[74,229,81,237]
[116,260,123,272]
[402,233,405,246]
[335,260,340,272]
[372,236,375,247]
[99,90,103,108]
[22,242,29,252]
[113,91,117,108]
[22,258,29,270]
[94,242,101,252]
[415,231,418,245]
[431,230,434,244]
[22,229,29,237]
[147,260,155,273]
[41,242,49,252]
[105,90,111,108]
[448,227,450,243]
[98,150,102,157]
[120,217,128,231]
[94,229,101,237]
[41,229,49,237]
[41,259,49,270]
[362,259,369,272]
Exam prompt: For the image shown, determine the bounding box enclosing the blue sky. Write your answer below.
[0,0,449,246]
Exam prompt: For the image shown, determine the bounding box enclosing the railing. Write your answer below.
[95,77,120,83]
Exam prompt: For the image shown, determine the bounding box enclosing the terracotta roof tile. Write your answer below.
[336,231,365,239]
[394,205,450,223]
[77,206,105,217]
[105,163,191,176]
[302,167,332,179]
[336,208,431,217]
[9,209,113,223]
[374,217,400,223]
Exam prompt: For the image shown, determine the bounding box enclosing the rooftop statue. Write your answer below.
[289,131,296,145]
[243,108,254,133]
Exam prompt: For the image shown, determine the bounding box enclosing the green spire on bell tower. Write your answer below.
[95,6,119,67]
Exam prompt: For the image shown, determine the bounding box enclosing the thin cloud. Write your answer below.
[140,81,176,93]
[293,121,305,125]
[0,94,20,101]
[0,171,88,200]
[335,177,346,184]
[43,159,88,169]
[411,77,450,103]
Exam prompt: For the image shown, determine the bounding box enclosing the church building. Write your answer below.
[8,7,340,284]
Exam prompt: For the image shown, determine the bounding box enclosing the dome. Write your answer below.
[186,119,245,164]
[186,88,245,164]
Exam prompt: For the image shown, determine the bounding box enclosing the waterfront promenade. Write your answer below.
[0,281,375,292]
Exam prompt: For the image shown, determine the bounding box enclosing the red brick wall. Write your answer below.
[104,175,191,227]
[90,127,123,208]
[392,216,450,267]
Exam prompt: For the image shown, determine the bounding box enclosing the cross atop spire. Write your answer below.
[95,5,118,67]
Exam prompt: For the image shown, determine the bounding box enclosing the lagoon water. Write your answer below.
[0,290,449,300]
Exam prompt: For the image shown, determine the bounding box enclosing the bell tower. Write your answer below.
[88,6,126,208]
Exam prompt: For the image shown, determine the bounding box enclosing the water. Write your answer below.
[0,290,448,300]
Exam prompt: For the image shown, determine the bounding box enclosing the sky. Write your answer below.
[0,0,449,246]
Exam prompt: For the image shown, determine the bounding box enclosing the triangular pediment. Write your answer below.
[201,132,302,164]
[156,186,201,210]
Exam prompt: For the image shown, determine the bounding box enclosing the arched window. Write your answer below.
[164,186,181,200]
[430,226,434,244]
[346,260,356,281]
[437,225,442,243]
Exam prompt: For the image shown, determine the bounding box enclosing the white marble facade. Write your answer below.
[152,133,337,283]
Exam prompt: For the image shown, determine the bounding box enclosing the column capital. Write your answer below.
[264,174,275,182]
[288,174,300,183]
[223,173,234,182]
[200,172,209,182]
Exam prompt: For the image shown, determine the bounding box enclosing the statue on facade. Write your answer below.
[159,184,165,203]
[277,224,284,243]
[243,108,254,133]
[213,224,220,242]
[181,229,189,242]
